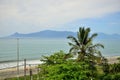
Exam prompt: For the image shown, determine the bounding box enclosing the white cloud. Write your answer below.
[0,0,120,36]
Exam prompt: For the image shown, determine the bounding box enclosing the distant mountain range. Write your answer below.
[3,30,120,39]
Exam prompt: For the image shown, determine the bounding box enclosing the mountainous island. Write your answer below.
[2,30,120,39]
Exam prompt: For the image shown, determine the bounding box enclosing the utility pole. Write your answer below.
[29,64,33,80]
[24,59,26,80]
[17,38,19,80]
[37,67,40,80]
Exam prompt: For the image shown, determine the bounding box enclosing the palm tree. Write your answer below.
[67,27,104,63]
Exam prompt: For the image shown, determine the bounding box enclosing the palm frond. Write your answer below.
[79,27,85,43]
[90,33,98,40]
[77,32,81,44]
[67,36,80,46]
[90,43,104,49]
[94,50,102,57]
[69,45,79,53]
[84,41,92,50]
[83,28,90,44]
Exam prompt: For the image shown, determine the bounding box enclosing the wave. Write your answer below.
[0,59,43,70]
[0,60,17,63]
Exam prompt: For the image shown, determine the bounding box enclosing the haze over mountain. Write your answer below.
[3,30,120,39]
[9,30,76,38]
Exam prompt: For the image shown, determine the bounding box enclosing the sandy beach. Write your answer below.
[106,56,120,64]
[0,56,120,80]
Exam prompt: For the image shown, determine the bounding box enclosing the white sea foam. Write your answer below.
[0,59,43,69]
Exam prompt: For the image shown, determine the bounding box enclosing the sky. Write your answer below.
[0,0,120,37]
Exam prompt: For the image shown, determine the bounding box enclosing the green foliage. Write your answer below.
[101,57,110,74]
[41,50,68,65]
[39,51,98,80]
[99,57,120,79]
[117,57,120,63]
[39,60,97,80]
[99,73,120,80]
[110,63,120,74]
[102,63,110,74]
[101,56,120,74]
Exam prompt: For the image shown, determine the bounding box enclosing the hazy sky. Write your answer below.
[0,0,120,37]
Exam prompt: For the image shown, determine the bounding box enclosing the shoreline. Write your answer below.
[0,56,119,69]
[106,56,120,64]
[0,59,43,70]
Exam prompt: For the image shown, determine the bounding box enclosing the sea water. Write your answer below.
[0,38,120,69]
[0,38,70,62]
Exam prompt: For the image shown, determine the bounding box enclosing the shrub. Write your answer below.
[110,63,120,74]
[39,61,98,80]
[39,51,98,80]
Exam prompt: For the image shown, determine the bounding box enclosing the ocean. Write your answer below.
[0,38,120,69]
[0,38,70,62]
